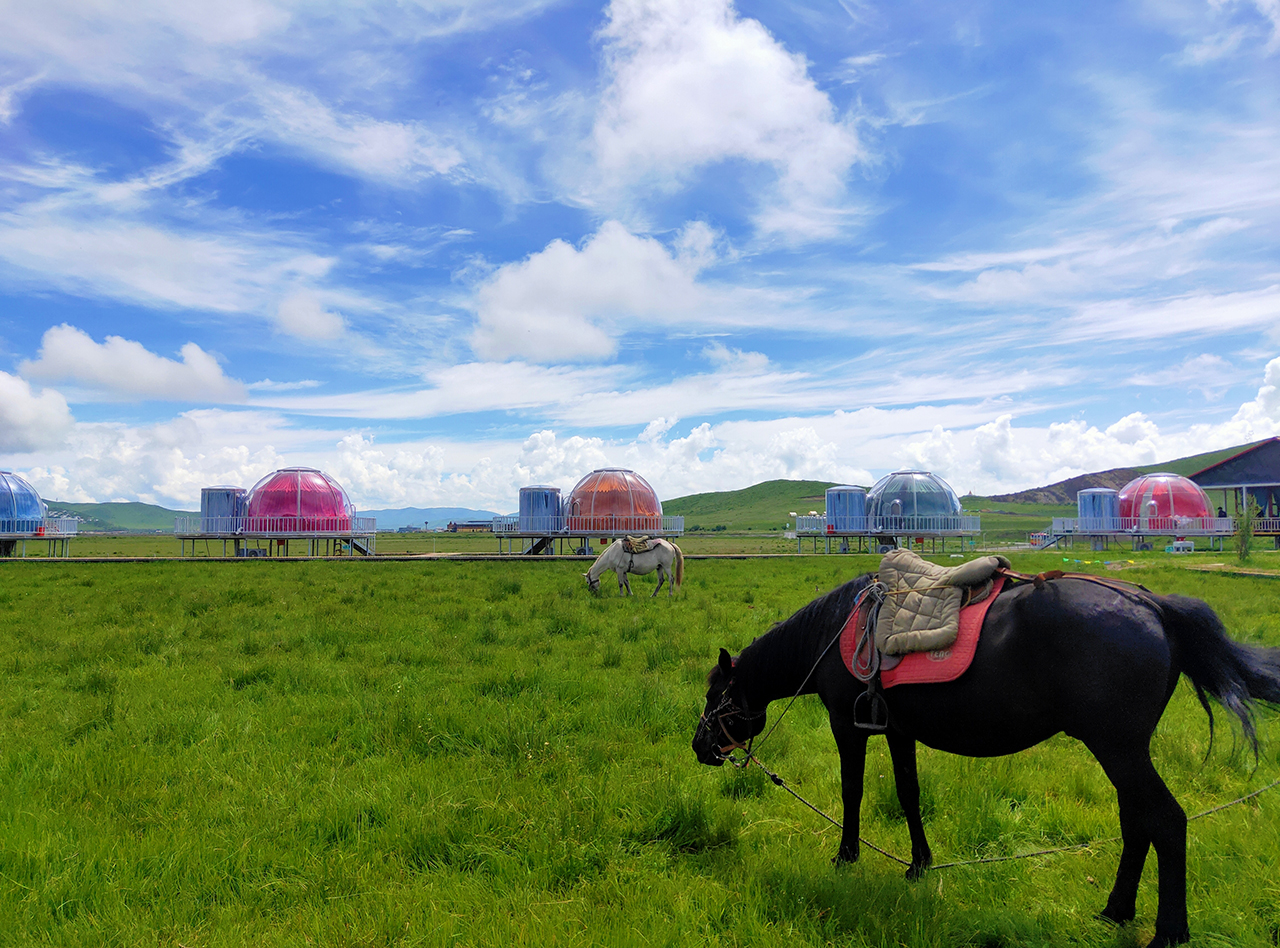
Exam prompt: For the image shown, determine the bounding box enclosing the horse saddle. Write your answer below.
[622,535,652,554]
[875,549,1011,655]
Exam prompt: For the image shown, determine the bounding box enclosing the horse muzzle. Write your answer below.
[692,716,728,766]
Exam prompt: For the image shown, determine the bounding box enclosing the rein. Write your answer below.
[729,741,1280,871]
[709,583,884,765]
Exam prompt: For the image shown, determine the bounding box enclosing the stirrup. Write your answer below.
[853,688,889,731]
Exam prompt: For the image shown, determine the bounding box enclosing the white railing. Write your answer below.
[493,514,684,535]
[796,515,981,535]
[0,518,78,536]
[566,514,682,535]
[1051,517,1237,536]
[176,515,377,536]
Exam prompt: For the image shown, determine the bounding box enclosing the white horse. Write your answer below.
[583,538,684,597]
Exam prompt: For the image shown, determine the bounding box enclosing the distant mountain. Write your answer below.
[46,501,192,533]
[982,468,1144,505]
[360,506,504,531]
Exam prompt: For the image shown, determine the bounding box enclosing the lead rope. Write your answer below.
[748,583,884,756]
[727,742,1280,871]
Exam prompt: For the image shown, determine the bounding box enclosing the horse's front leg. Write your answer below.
[829,715,869,864]
[886,728,932,879]
[619,571,631,595]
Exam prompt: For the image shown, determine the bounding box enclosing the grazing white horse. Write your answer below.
[583,538,684,597]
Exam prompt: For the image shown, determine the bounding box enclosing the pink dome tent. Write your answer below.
[246,467,353,531]
[564,468,663,535]
[1117,473,1212,523]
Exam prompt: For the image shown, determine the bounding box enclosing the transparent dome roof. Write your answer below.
[246,468,353,521]
[1117,473,1210,520]
[0,470,46,531]
[566,468,662,519]
[867,471,962,519]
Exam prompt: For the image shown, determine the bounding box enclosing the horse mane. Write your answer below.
[710,572,875,684]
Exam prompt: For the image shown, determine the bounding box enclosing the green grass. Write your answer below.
[2,557,1280,946]
[1135,440,1272,478]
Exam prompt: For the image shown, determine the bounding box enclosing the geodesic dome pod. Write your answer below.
[245,468,353,530]
[564,468,662,534]
[0,470,46,534]
[867,471,962,524]
[1117,473,1211,521]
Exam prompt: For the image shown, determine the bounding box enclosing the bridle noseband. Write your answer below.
[698,681,766,766]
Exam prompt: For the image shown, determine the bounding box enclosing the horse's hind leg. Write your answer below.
[1088,740,1188,946]
[886,729,932,878]
[652,568,665,598]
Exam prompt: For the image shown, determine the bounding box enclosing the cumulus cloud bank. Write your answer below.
[0,371,74,453]
[20,325,247,402]
[471,221,715,361]
[594,0,861,237]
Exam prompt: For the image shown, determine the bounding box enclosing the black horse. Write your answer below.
[691,572,1280,948]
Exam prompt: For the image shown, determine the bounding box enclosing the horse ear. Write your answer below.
[718,648,734,677]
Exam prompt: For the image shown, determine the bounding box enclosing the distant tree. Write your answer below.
[1236,495,1261,562]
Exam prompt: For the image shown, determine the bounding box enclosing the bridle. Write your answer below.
[698,681,766,766]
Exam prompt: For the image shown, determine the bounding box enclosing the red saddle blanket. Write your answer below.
[841,575,1006,689]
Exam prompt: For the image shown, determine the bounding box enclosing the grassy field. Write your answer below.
[2,555,1280,946]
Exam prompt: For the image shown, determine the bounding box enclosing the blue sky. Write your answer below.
[2,0,1279,511]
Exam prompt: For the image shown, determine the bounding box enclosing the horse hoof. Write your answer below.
[832,846,858,865]
[1095,908,1133,927]
[904,862,930,881]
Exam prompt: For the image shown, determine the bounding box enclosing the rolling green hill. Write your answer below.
[45,501,190,533]
[663,479,837,531]
[1135,439,1270,477]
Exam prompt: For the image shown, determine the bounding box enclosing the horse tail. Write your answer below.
[672,542,684,590]
[1160,593,1280,756]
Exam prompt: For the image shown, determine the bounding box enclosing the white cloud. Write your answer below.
[0,0,559,192]
[1231,354,1280,429]
[0,371,74,452]
[0,205,337,316]
[276,291,346,340]
[13,355,1278,509]
[470,220,713,361]
[1065,286,1280,342]
[1125,353,1232,399]
[246,378,322,392]
[594,0,862,237]
[19,324,247,402]
[254,86,463,183]
[894,357,1280,496]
